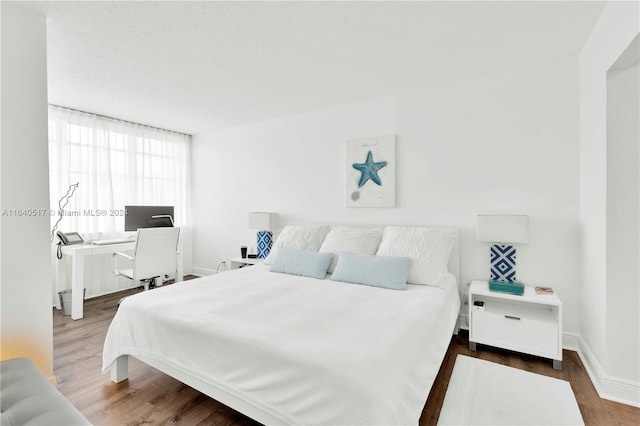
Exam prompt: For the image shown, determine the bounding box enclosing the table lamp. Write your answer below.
[476,214,529,284]
[248,212,278,259]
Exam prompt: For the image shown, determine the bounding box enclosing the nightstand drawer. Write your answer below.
[472,299,558,357]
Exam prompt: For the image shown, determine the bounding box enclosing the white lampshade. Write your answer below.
[248,212,278,231]
[476,215,529,244]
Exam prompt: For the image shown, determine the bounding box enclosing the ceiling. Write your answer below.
[20,1,606,135]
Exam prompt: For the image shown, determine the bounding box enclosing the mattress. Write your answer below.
[103,264,460,425]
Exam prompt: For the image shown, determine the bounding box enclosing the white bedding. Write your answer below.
[102,264,460,425]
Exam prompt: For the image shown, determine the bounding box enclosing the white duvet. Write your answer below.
[102,264,460,425]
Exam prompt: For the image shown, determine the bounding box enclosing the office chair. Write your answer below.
[113,227,180,291]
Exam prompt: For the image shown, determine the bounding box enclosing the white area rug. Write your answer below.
[438,355,584,425]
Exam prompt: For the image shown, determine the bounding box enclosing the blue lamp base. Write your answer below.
[490,244,517,282]
[256,231,273,259]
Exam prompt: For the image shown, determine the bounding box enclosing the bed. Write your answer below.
[102,225,461,425]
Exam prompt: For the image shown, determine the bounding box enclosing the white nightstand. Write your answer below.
[468,280,563,370]
[230,257,262,270]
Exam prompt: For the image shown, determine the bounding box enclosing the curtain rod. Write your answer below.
[48,104,191,137]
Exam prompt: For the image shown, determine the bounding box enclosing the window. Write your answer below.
[48,105,190,237]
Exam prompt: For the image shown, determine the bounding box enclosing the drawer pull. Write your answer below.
[505,315,521,320]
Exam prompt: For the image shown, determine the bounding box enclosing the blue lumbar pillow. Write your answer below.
[330,251,411,290]
[269,247,333,279]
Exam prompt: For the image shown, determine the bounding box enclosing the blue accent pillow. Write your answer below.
[330,252,411,290]
[269,247,332,279]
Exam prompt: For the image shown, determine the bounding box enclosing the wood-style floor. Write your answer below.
[54,279,640,425]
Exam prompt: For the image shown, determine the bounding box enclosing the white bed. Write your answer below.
[102,226,460,425]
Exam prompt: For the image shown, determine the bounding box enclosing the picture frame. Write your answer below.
[345,135,395,208]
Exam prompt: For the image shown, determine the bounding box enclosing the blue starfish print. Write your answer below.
[352,150,387,188]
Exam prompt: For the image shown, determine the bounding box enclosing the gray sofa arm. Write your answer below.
[1,357,91,425]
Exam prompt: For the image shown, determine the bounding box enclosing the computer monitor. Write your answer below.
[124,205,175,231]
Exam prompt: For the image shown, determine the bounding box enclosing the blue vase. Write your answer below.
[257,231,273,259]
[490,244,517,282]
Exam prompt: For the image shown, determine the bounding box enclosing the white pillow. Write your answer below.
[376,226,454,286]
[319,226,383,273]
[264,224,331,265]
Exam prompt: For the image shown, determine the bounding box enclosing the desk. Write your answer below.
[60,242,183,320]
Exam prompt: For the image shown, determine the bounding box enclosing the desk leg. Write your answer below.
[53,248,62,310]
[176,252,183,282]
[70,254,85,320]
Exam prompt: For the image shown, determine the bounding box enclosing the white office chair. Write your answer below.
[113,227,180,291]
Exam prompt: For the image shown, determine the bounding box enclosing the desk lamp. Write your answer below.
[248,212,279,259]
[476,214,529,287]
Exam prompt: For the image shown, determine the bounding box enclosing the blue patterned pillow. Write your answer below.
[269,247,332,279]
[330,251,411,290]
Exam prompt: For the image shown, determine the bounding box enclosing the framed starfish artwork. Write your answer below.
[345,135,395,207]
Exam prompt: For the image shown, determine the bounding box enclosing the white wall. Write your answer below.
[579,0,639,405]
[0,3,54,378]
[606,59,639,383]
[192,59,582,335]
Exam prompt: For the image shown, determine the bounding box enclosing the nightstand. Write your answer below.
[468,280,563,370]
[230,257,261,270]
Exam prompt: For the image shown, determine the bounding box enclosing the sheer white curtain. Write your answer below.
[48,105,190,236]
[48,105,191,300]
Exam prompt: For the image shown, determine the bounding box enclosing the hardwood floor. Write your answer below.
[54,281,640,425]
[421,334,640,426]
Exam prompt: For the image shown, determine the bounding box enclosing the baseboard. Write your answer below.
[562,332,580,352]
[191,266,217,276]
[457,313,639,407]
[577,338,640,407]
[52,273,204,308]
[193,260,233,276]
[458,312,469,331]
[84,283,142,300]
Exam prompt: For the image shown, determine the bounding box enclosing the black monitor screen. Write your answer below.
[124,205,175,231]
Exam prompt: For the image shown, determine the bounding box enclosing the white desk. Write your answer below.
[60,242,183,320]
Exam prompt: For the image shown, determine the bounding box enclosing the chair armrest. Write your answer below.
[113,252,134,261]
[112,252,134,276]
